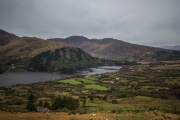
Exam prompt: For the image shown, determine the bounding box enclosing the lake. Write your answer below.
[0,66,121,87]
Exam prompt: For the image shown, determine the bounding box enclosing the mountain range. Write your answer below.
[48,36,180,61]
[1,29,180,72]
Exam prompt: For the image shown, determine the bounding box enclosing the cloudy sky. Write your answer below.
[0,0,180,47]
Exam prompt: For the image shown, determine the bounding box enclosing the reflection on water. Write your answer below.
[0,66,121,86]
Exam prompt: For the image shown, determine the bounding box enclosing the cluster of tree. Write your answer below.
[26,94,79,112]
[29,47,98,71]
[152,50,180,61]
[51,96,79,110]
[0,62,7,74]
[0,66,4,74]
[38,100,50,108]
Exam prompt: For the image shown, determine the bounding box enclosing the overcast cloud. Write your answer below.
[0,0,180,47]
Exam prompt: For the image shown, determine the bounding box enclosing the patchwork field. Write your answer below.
[0,62,180,119]
[85,84,108,91]
[58,79,82,85]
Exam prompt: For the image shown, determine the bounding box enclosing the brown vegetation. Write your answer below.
[0,30,72,61]
[49,36,163,60]
[0,111,180,120]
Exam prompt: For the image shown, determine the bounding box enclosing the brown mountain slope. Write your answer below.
[0,30,72,63]
[0,30,100,72]
[49,36,162,60]
[0,29,19,46]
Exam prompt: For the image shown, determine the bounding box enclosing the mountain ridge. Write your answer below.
[48,36,180,61]
[48,36,163,60]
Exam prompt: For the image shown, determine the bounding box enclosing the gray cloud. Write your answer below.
[0,0,180,47]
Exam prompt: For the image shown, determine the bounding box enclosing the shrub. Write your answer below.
[77,108,87,114]
[26,94,37,111]
[111,99,118,104]
[51,96,79,110]
[38,100,43,106]
[26,101,37,111]
[43,101,50,109]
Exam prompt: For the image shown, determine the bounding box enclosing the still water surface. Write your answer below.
[0,66,121,86]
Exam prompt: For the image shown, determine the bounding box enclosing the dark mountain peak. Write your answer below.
[102,38,117,41]
[0,29,18,37]
[62,36,89,46]
[65,36,89,40]
[48,38,65,41]
[102,38,124,43]
[0,29,19,46]
[0,29,10,35]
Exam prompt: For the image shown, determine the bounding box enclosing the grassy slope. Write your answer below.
[0,37,72,61]
[1,30,101,72]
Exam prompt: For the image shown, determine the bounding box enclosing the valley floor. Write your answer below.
[1,61,180,120]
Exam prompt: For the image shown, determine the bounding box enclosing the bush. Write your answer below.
[6,99,24,105]
[26,94,37,111]
[177,94,180,100]
[38,100,43,106]
[111,99,118,104]
[68,110,76,115]
[111,109,122,114]
[71,110,76,114]
[26,101,37,111]
[77,108,87,114]
[43,101,50,109]
[51,96,79,110]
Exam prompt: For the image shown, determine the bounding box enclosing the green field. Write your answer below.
[86,76,98,81]
[85,84,108,91]
[58,79,82,85]
[76,78,97,84]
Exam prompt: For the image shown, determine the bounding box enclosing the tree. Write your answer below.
[89,96,94,101]
[26,94,37,111]
[51,96,79,110]
[111,99,118,104]
[43,101,50,109]
[28,94,36,103]
[103,95,108,101]
[82,99,86,108]
[26,101,37,111]
[38,100,43,106]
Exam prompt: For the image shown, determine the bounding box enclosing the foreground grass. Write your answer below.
[1,111,179,120]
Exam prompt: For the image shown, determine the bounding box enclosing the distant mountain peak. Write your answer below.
[0,29,17,37]
[65,36,89,40]
[0,29,19,46]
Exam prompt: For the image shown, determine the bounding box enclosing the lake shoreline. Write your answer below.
[0,66,121,87]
